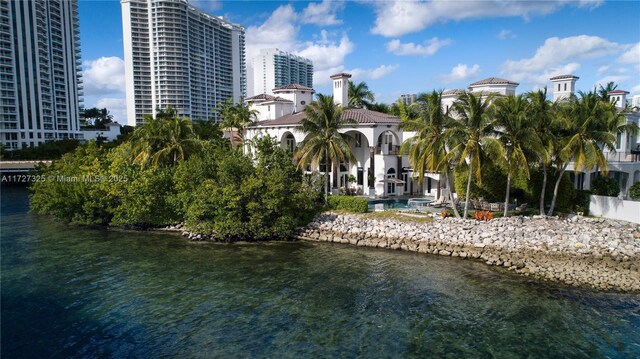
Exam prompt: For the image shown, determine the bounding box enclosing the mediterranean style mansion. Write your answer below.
[245,74,640,199]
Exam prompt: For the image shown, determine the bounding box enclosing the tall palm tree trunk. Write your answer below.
[324,148,330,205]
[447,169,460,218]
[503,172,511,217]
[539,163,548,215]
[547,164,567,216]
[463,162,473,218]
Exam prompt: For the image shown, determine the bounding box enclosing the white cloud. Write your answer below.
[594,75,631,89]
[370,0,603,37]
[82,57,125,96]
[497,29,516,40]
[301,1,344,26]
[618,43,640,64]
[632,84,640,94]
[296,33,354,70]
[245,5,298,62]
[440,64,480,83]
[597,65,610,75]
[386,37,451,56]
[349,64,399,81]
[93,97,127,125]
[500,35,622,85]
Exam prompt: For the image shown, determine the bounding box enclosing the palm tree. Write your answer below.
[493,94,545,216]
[348,81,375,109]
[152,116,201,166]
[400,90,461,217]
[526,88,555,214]
[218,98,258,148]
[131,108,201,167]
[295,94,356,204]
[449,92,503,218]
[547,91,636,215]
[597,81,617,102]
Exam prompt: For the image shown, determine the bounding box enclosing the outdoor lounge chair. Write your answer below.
[429,195,446,208]
[515,203,528,211]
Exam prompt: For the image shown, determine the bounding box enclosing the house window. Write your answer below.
[355,133,362,147]
[564,83,567,91]
[616,131,622,149]
[558,84,561,91]
[387,168,396,195]
[285,133,295,153]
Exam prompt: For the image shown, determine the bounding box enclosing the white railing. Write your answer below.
[589,195,640,224]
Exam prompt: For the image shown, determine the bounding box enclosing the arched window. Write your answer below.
[285,133,295,153]
[387,168,396,195]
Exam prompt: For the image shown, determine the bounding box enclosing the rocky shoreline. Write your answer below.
[296,213,640,292]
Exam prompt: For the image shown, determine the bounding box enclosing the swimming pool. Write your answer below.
[367,198,432,211]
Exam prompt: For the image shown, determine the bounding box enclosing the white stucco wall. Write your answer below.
[589,195,640,224]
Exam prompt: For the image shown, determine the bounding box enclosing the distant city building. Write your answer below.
[0,0,83,150]
[121,0,246,126]
[252,49,313,96]
[399,94,416,105]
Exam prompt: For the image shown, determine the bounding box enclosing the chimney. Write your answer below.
[330,73,351,107]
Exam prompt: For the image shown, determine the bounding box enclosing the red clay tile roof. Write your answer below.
[468,77,519,86]
[246,93,292,103]
[443,89,465,95]
[330,73,352,79]
[252,108,400,128]
[273,84,314,92]
[549,74,579,80]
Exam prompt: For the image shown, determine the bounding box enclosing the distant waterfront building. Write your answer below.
[121,0,246,126]
[399,94,416,105]
[252,49,313,96]
[0,0,83,150]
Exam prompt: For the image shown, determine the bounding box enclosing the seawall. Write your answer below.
[297,213,640,292]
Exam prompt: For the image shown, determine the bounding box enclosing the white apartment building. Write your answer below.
[252,48,313,96]
[0,0,83,150]
[121,0,246,126]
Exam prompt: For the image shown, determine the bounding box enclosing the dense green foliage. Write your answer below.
[327,195,369,213]
[81,107,113,128]
[591,176,620,197]
[1,139,81,160]
[30,113,324,241]
[574,190,592,216]
[629,182,640,200]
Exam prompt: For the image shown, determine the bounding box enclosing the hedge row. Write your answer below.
[327,195,369,213]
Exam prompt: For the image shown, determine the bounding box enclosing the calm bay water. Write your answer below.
[2,187,640,358]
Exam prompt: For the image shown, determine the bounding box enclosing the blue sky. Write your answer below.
[79,0,640,124]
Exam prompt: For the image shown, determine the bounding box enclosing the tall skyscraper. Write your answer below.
[121,0,246,126]
[252,48,313,96]
[0,0,83,150]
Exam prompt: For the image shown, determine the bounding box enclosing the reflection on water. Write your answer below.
[2,187,639,357]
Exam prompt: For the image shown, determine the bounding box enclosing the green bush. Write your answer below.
[453,160,528,203]
[591,175,620,197]
[526,169,575,213]
[327,195,368,213]
[629,182,640,200]
[574,190,591,216]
